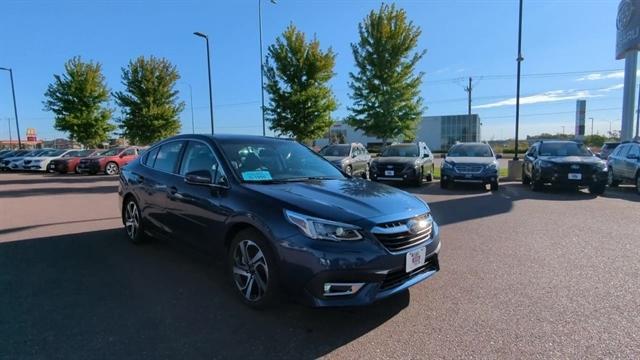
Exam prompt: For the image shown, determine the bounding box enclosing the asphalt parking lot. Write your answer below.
[1,173,639,359]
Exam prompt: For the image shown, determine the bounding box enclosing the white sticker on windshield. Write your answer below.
[241,170,273,181]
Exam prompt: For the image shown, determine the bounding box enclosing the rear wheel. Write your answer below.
[105,162,119,175]
[123,198,146,244]
[426,165,434,182]
[228,229,280,309]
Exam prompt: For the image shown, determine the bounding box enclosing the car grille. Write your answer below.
[376,163,408,175]
[380,255,439,291]
[556,163,596,175]
[454,164,484,174]
[372,214,433,252]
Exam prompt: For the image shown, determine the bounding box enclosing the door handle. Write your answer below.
[169,186,178,195]
[168,186,184,200]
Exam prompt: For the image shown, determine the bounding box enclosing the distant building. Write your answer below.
[317,114,481,152]
[42,138,81,149]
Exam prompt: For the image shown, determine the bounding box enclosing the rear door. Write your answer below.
[614,145,630,179]
[118,148,138,167]
[624,144,640,180]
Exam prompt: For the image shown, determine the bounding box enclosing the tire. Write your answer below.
[521,168,531,185]
[361,164,369,180]
[607,169,619,187]
[122,197,146,244]
[414,170,423,187]
[589,183,606,195]
[529,171,543,192]
[490,181,499,191]
[228,229,280,309]
[426,165,434,182]
[345,165,353,177]
[105,161,119,175]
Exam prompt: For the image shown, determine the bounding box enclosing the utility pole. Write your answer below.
[0,67,21,149]
[464,77,473,142]
[589,117,594,137]
[561,126,565,135]
[193,32,215,135]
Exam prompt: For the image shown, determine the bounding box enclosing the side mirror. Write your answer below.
[185,170,213,185]
[496,154,503,159]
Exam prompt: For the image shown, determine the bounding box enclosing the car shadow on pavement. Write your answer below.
[408,182,607,227]
[0,185,119,198]
[0,229,409,359]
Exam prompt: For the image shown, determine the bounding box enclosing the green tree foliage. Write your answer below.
[113,56,184,145]
[264,24,338,142]
[43,56,115,147]
[347,3,426,143]
[583,134,606,147]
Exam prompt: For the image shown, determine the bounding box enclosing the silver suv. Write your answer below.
[318,143,371,178]
[606,140,640,194]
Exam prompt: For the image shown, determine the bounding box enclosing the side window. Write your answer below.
[143,147,160,167]
[628,145,639,157]
[122,148,136,156]
[180,141,226,185]
[361,146,369,155]
[617,145,629,157]
[153,141,185,173]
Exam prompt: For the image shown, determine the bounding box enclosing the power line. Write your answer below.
[424,68,624,86]
[482,106,620,120]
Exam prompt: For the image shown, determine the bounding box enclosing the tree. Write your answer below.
[347,3,426,144]
[113,56,184,145]
[43,57,115,147]
[583,134,606,147]
[264,24,338,142]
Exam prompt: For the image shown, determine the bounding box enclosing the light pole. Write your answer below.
[193,32,215,134]
[0,67,21,149]
[180,82,195,134]
[589,117,594,137]
[513,0,524,161]
[7,118,12,148]
[259,0,276,136]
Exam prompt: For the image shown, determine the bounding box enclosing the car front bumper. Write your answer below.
[537,167,607,186]
[274,222,441,307]
[441,168,498,184]
[77,162,101,173]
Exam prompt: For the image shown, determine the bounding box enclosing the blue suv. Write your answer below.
[607,140,640,194]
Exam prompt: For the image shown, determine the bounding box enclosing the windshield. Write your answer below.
[100,148,124,156]
[218,139,345,182]
[319,145,350,157]
[380,145,419,157]
[448,144,493,157]
[78,150,96,156]
[539,142,591,157]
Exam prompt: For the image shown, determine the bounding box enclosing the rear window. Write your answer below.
[319,145,350,157]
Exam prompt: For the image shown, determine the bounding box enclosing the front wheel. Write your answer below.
[522,168,531,185]
[105,162,119,175]
[229,230,280,309]
[530,172,543,191]
[588,183,606,195]
[607,169,619,187]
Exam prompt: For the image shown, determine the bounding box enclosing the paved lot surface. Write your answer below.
[1,172,639,359]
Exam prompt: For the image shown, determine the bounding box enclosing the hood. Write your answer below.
[445,156,496,165]
[324,156,347,163]
[373,156,417,165]
[541,156,603,164]
[245,179,428,225]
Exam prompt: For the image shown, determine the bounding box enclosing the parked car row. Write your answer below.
[0,146,144,175]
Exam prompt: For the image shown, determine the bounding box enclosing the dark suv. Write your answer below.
[119,135,441,308]
[370,142,434,186]
[318,143,371,178]
[606,140,640,194]
[522,140,608,194]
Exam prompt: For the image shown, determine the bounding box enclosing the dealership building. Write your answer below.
[318,114,481,152]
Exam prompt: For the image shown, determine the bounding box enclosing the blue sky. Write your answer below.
[0,0,626,141]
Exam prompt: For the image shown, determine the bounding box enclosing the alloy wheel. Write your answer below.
[232,240,269,302]
[106,162,118,175]
[124,201,139,240]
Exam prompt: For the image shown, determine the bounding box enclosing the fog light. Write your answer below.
[323,282,365,297]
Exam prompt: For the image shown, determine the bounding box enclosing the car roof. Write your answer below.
[452,142,489,146]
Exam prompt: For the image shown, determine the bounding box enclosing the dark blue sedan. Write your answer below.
[118,134,441,308]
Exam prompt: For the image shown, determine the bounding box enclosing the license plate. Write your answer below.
[385,170,395,176]
[465,174,472,178]
[568,173,582,180]
[406,247,427,273]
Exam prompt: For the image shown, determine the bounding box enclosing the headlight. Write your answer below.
[486,162,498,171]
[284,210,363,241]
[596,162,608,171]
[539,160,554,168]
[442,160,454,169]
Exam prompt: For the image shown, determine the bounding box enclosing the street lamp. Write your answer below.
[193,31,215,135]
[0,67,21,149]
[259,0,277,136]
[513,0,524,161]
